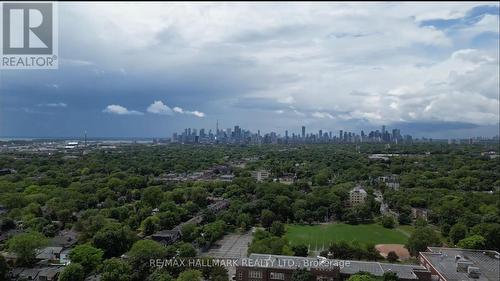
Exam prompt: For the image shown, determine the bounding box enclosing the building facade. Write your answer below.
[349,185,367,207]
[235,254,431,281]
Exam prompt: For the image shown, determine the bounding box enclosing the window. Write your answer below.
[270,272,285,280]
[249,270,263,279]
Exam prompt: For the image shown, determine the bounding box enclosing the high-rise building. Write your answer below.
[301,126,306,138]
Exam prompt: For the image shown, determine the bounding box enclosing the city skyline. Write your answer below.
[168,123,497,145]
[1,3,499,138]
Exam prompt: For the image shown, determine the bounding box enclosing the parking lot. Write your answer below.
[200,230,253,278]
[201,230,253,259]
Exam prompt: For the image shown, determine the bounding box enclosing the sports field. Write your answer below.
[286,223,408,250]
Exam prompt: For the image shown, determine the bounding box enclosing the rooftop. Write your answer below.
[246,254,428,279]
[350,185,367,194]
[420,247,500,281]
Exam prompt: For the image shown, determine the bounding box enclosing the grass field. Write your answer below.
[286,223,408,251]
[396,225,416,237]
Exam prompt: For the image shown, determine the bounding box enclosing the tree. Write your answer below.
[398,207,412,225]
[209,265,229,281]
[313,168,330,186]
[470,223,500,251]
[387,251,399,263]
[142,216,160,236]
[148,270,173,281]
[457,235,486,249]
[92,224,137,258]
[6,232,47,266]
[177,269,202,281]
[142,186,163,207]
[383,271,398,281]
[128,240,168,279]
[380,216,395,229]
[270,221,285,237]
[292,244,309,257]
[178,243,197,257]
[406,226,441,256]
[292,268,312,281]
[69,244,104,274]
[347,273,380,281]
[180,223,197,242]
[261,209,275,228]
[101,258,132,281]
[449,223,467,245]
[247,230,293,256]
[58,263,85,281]
[236,213,252,230]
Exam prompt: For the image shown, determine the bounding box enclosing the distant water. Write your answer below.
[0,137,34,141]
[0,136,156,143]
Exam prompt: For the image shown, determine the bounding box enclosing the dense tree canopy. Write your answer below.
[0,142,498,280]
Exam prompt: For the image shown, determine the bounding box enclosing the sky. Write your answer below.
[0,2,499,139]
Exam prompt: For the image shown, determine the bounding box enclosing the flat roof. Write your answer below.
[420,247,500,281]
[246,254,426,279]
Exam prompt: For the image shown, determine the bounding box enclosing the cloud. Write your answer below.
[173,106,205,117]
[37,102,67,108]
[1,3,498,138]
[103,104,143,115]
[311,111,334,119]
[147,100,173,115]
[45,84,60,89]
[60,58,95,66]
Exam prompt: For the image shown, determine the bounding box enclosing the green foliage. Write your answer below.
[69,244,104,274]
[470,223,500,250]
[321,240,381,260]
[397,207,412,225]
[142,186,164,208]
[286,223,407,248]
[383,272,398,281]
[100,258,132,281]
[147,270,173,281]
[128,240,168,279]
[270,221,285,236]
[142,216,160,236]
[208,265,229,281]
[180,223,197,242]
[177,243,197,257]
[457,235,486,249]
[58,263,85,281]
[347,272,381,281]
[406,226,441,256]
[248,230,293,255]
[177,269,202,281]
[380,216,396,229]
[449,223,467,244]
[0,142,498,277]
[92,224,137,258]
[260,209,275,228]
[6,232,47,266]
[292,244,309,257]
